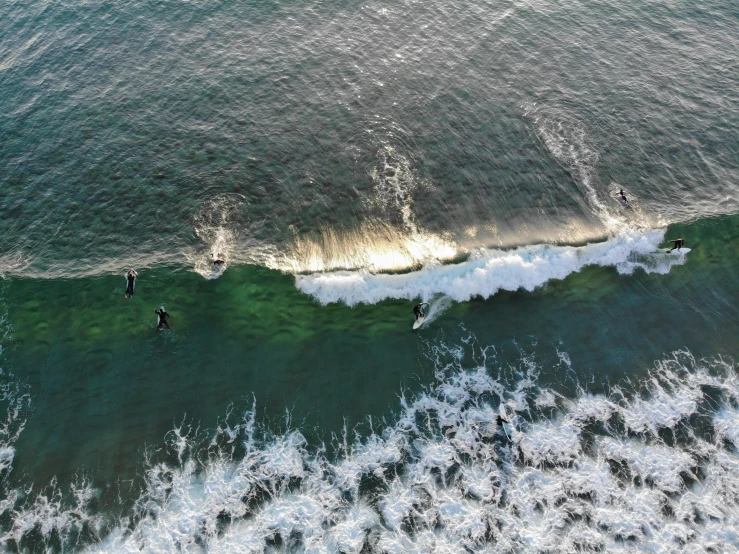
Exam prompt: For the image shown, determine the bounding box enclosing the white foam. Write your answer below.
[0,364,30,480]
[620,382,701,435]
[369,145,419,232]
[0,447,14,473]
[565,393,616,424]
[2,344,738,553]
[518,419,582,466]
[297,229,684,305]
[714,407,739,449]
[189,193,275,279]
[599,438,695,493]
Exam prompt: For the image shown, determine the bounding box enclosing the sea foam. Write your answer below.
[296,229,684,305]
[1,344,737,553]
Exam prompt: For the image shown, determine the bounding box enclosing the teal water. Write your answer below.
[1,215,739,547]
[2,0,737,276]
[1,0,738,551]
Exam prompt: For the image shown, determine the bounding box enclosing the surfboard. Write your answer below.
[413,316,426,330]
[499,405,514,440]
[502,421,514,441]
[664,248,691,255]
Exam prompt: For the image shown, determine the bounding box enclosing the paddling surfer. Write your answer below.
[212,253,225,267]
[155,307,171,330]
[125,269,137,298]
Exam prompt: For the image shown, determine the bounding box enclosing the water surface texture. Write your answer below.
[0,0,738,551]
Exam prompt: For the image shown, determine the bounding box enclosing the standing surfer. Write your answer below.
[619,189,629,206]
[413,302,429,322]
[668,238,685,252]
[125,268,138,298]
[155,307,171,330]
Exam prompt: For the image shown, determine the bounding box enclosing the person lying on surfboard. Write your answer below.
[413,302,429,321]
[125,268,137,298]
[212,253,225,267]
[668,238,685,252]
[155,307,171,330]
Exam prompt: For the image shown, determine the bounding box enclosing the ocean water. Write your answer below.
[1,0,738,551]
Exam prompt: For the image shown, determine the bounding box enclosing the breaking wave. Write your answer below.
[274,146,459,275]
[1,340,738,553]
[296,229,685,306]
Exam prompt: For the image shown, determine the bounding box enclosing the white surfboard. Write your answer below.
[499,405,514,440]
[665,247,691,255]
[502,421,514,440]
[413,316,426,330]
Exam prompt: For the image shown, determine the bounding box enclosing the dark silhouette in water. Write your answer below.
[125,269,137,298]
[668,238,685,252]
[413,302,429,321]
[155,307,170,330]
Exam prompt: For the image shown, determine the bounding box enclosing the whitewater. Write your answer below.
[296,229,687,306]
[295,107,688,307]
[0,339,737,553]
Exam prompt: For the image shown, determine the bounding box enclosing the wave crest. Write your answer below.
[296,230,683,305]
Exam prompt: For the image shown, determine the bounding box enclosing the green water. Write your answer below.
[1,0,738,548]
[2,215,737,502]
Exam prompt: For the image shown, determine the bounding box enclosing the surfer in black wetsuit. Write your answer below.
[155,307,170,330]
[212,253,225,267]
[619,189,629,206]
[413,302,429,321]
[668,238,685,252]
[125,269,137,298]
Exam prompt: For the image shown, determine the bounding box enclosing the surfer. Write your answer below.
[668,238,685,252]
[496,409,513,441]
[212,253,225,267]
[125,268,137,298]
[154,307,171,330]
[619,189,629,206]
[413,302,429,322]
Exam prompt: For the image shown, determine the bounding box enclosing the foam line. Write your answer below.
[2,344,738,553]
[296,230,682,305]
